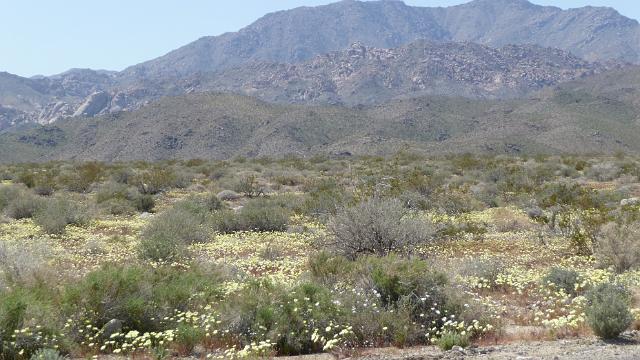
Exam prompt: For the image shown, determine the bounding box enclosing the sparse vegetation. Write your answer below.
[0,154,638,358]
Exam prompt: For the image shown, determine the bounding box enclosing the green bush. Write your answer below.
[62,264,222,333]
[137,167,190,194]
[436,331,470,350]
[0,288,60,359]
[226,281,343,356]
[57,162,103,193]
[543,268,580,296]
[233,175,261,197]
[29,348,66,360]
[328,198,434,259]
[96,181,156,214]
[308,254,468,348]
[212,198,289,233]
[138,200,213,261]
[597,222,640,273]
[33,197,92,235]
[0,185,22,211]
[4,190,43,220]
[585,283,633,339]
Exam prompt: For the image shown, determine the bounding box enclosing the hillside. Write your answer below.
[202,41,606,105]
[2,66,640,162]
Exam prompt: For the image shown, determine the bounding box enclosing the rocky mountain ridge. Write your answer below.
[0,41,613,129]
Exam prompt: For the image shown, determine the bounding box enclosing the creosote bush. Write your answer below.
[328,198,434,259]
[62,264,222,333]
[3,187,43,220]
[212,198,289,233]
[597,222,640,273]
[34,196,92,235]
[138,203,212,262]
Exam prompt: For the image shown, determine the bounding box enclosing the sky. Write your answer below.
[1,0,639,77]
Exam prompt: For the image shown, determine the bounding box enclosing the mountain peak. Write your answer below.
[465,0,536,8]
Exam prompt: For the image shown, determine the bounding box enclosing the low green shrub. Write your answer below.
[225,281,344,356]
[586,283,633,339]
[62,264,222,333]
[436,331,470,350]
[212,198,289,233]
[96,181,156,214]
[328,198,434,259]
[33,197,92,235]
[4,190,43,220]
[138,199,214,261]
[597,222,640,273]
[29,348,66,360]
[543,268,580,296]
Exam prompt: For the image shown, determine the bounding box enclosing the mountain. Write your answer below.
[0,41,610,128]
[123,0,640,80]
[1,0,638,128]
[201,41,606,105]
[2,66,640,163]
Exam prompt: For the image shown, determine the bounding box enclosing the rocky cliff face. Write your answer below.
[201,41,609,105]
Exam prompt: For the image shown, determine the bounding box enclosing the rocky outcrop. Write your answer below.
[73,91,111,117]
[201,41,612,104]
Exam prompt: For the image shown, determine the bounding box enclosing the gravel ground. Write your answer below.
[281,333,640,360]
[338,334,640,360]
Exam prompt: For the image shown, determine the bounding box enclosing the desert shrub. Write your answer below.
[459,257,504,289]
[57,162,103,193]
[4,190,43,220]
[491,208,533,232]
[299,178,346,217]
[431,190,484,215]
[138,206,211,262]
[29,348,66,360]
[308,255,471,348]
[538,183,602,210]
[212,198,289,233]
[16,170,57,196]
[233,175,261,197]
[328,198,434,259]
[0,288,61,359]
[586,162,621,181]
[62,264,222,333]
[436,220,488,241]
[543,268,580,296]
[96,181,155,214]
[174,325,205,355]
[585,283,633,339]
[0,185,23,211]
[99,198,136,215]
[238,198,289,231]
[436,331,470,350]
[596,222,640,273]
[217,190,241,201]
[33,197,92,235]
[137,167,189,194]
[133,194,155,212]
[225,281,344,356]
[0,243,51,287]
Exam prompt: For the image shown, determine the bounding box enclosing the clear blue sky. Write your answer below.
[1,0,638,77]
